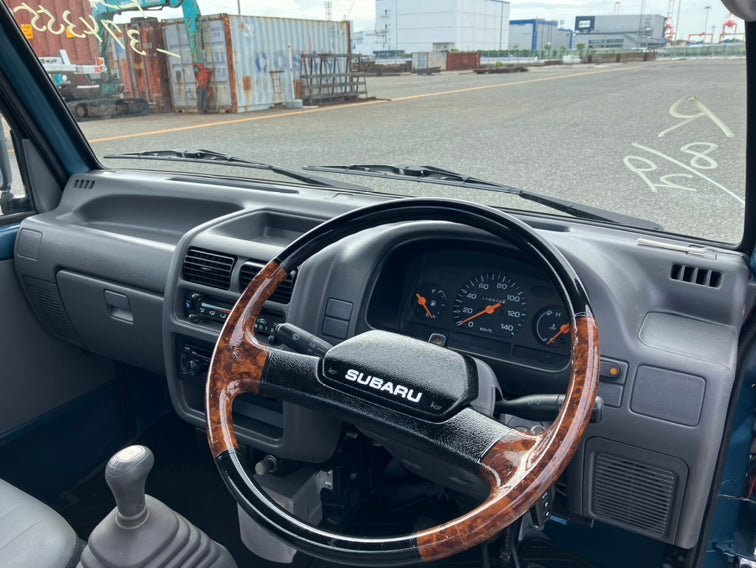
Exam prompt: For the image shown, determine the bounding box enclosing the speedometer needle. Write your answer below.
[416,293,435,319]
[456,303,502,326]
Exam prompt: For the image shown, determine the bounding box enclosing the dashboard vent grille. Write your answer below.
[239,263,295,304]
[591,452,676,539]
[670,264,722,288]
[183,248,235,290]
[72,178,95,190]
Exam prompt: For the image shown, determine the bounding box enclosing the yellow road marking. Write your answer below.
[89,64,646,145]
[88,100,389,143]
[390,64,644,102]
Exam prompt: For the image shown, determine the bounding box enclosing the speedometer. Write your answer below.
[452,273,527,338]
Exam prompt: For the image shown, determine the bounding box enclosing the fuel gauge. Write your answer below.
[535,306,570,347]
[413,285,447,320]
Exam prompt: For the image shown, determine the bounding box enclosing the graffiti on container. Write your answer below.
[255,53,268,73]
[12,1,180,59]
[623,96,743,206]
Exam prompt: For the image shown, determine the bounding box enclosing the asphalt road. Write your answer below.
[79,58,745,243]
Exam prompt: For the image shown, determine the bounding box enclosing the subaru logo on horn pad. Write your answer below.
[320,330,477,422]
[343,369,423,403]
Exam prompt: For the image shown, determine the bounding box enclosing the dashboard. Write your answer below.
[11,169,751,552]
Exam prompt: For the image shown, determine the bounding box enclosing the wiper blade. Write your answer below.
[305,164,662,231]
[105,149,371,192]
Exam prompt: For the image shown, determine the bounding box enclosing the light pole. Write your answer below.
[498,1,504,53]
[703,4,711,40]
[675,0,682,43]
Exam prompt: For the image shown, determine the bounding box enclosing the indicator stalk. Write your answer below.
[496,394,603,423]
[274,323,333,357]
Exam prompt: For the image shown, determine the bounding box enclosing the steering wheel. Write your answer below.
[206,199,599,566]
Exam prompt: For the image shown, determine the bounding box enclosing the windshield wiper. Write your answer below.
[105,149,371,192]
[305,164,662,231]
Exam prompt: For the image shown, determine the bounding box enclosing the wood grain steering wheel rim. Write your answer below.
[206,199,600,566]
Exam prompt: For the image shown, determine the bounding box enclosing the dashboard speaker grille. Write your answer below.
[591,452,676,539]
[670,263,722,288]
[239,263,294,304]
[23,277,79,342]
[183,248,235,290]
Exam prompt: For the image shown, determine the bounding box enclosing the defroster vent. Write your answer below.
[239,263,295,304]
[591,452,677,539]
[183,248,235,290]
[72,177,95,190]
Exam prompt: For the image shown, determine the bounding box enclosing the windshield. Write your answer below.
[7,0,746,243]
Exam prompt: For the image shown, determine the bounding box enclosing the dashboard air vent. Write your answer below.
[591,452,676,539]
[670,263,722,288]
[239,263,295,304]
[183,248,235,290]
[72,178,95,190]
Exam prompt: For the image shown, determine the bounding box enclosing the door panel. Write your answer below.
[0,255,113,437]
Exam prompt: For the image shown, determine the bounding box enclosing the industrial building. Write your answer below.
[574,14,667,50]
[353,0,510,55]
[509,19,573,52]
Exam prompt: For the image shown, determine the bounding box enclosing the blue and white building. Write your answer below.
[509,19,573,52]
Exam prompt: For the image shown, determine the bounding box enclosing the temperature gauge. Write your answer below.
[413,285,447,320]
[535,306,570,347]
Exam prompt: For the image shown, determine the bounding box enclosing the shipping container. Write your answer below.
[446,52,481,71]
[163,14,351,113]
[411,52,447,71]
[125,18,172,112]
[7,0,100,64]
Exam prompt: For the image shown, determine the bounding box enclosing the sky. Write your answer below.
[154,1,741,42]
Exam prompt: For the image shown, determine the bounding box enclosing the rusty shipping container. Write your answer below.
[126,18,172,112]
[7,0,100,64]
[107,18,172,112]
[411,52,447,72]
[446,52,481,71]
[163,14,351,113]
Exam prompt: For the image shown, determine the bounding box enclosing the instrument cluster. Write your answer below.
[367,243,572,372]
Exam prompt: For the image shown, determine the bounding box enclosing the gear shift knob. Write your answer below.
[105,445,154,528]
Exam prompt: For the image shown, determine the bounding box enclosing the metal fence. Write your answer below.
[658,44,746,58]
[483,46,745,60]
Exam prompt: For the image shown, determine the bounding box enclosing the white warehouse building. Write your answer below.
[354,0,510,55]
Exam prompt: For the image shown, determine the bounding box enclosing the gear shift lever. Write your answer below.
[78,445,237,567]
[105,446,154,528]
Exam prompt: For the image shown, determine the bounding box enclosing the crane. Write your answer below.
[720,12,740,42]
[664,0,676,40]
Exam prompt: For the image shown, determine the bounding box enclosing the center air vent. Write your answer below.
[239,263,295,304]
[183,248,235,290]
[670,263,722,288]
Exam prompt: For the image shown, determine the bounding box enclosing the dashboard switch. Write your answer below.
[325,298,353,321]
[322,317,349,339]
[599,358,627,384]
[598,383,623,408]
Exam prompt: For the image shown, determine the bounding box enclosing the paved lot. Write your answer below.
[73,59,747,243]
